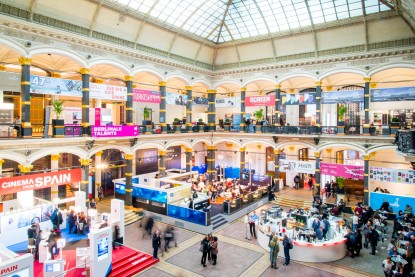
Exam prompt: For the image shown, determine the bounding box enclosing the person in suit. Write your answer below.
[152,230,161,260]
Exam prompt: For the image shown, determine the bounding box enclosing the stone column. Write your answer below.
[240,147,246,179]
[79,158,91,202]
[274,149,280,192]
[19,57,32,137]
[159,81,167,134]
[125,76,134,125]
[0,159,4,176]
[363,77,371,135]
[125,153,134,207]
[80,68,90,135]
[207,89,216,132]
[363,154,370,205]
[275,84,281,126]
[94,151,103,200]
[207,146,216,182]
[185,148,192,172]
[186,86,193,132]
[240,87,246,132]
[51,154,60,201]
[316,81,322,127]
[314,151,321,199]
[158,150,166,177]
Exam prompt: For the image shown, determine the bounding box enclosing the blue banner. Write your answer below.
[166,92,188,106]
[167,204,207,225]
[281,93,316,106]
[322,90,363,104]
[370,192,415,213]
[371,86,415,102]
[30,75,82,97]
[132,186,167,203]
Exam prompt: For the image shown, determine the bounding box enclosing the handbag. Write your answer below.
[199,243,203,252]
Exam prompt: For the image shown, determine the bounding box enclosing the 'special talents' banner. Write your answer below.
[371,86,415,102]
[370,166,415,184]
[279,160,315,174]
[166,92,188,105]
[321,90,364,104]
[281,93,316,106]
[320,162,363,180]
[91,125,139,138]
[245,95,275,106]
[215,97,237,108]
[132,89,161,103]
[0,168,82,195]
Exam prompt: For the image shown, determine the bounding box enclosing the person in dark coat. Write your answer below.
[282,234,291,266]
[294,175,300,190]
[200,236,211,267]
[355,229,363,257]
[144,216,154,238]
[369,227,379,255]
[152,230,161,260]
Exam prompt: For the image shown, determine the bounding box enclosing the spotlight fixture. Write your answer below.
[85,140,95,150]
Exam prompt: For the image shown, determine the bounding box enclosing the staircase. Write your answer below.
[271,196,313,209]
[124,209,143,226]
[211,214,228,230]
[111,250,157,277]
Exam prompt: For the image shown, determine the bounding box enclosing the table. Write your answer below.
[397,248,406,255]
[391,256,408,265]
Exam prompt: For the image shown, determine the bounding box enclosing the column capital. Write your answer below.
[185,86,193,90]
[158,150,167,156]
[206,89,217,94]
[80,68,90,75]
[51,154,60,161]
[363,155,370,161]
[275,84,281,89]
[49,72,61,78]
[185,148,193,153]
[315,81,322,87]
[91,77,103,84]
[240,87,247,92]
[370,82,377,89]
[325,85,333,91]
[124,75,134,81]
[0,65,6,71]
[240,147,246,152]
[0,159,4,166]
[125,154,134,160]
[314,151,321,158]
[18,164,33,173]
[363,77,371,83]
[79,158,92,166]
[95,151,103,157]
[19,57,32,65]
[207,146,216,150]
[159,81,166,86]
[325,148,332,154]
[274,149,280,155]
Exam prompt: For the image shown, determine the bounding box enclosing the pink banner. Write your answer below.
[245,95,275,106]
[95,108,101,126]
[91,125,139,138]
[320,162,364,180]
[133,89,161,103]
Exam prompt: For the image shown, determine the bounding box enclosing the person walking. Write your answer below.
[97,185,103,201]
[294,175,300,190]
[282,234,291,266]
[244,214,251,240]
[152,230,161,260]
[369,226,380,255]
[210,237,218,265]
[200,236,210,267]
[249,211,259,239]
[144,216,154,238]
[34,229,42,260]
[268,235,280,269]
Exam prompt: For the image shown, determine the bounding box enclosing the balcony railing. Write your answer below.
[395,129,415,155]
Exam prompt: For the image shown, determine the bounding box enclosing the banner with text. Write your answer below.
[30,75,82,97]
[245,95,275,106]
[321,90,364,104]
[91,125,139,138]
[0,168,82,195]
[132,89,161,103]
[279,160,315,174]
[281,93,316,106]
[166,92,188,106]
[192,96,208,107]
[89,83,127,101]
[371,86,415,102]
[215,97,237,108]
[370,166,415,184]
[320,162,364,180]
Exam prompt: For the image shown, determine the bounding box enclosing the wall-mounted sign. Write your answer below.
[321,90,364,104]
[245,95,275,106]
[320,162,363,180]
[281,93,316,106]
[371,86,415,102]
[370,166,415,184]
[279,160,315,174]
[132,89,161,103]
[91,125,139,138]
[0,168,82,195]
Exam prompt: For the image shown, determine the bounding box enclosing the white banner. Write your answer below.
[279,160,315,174]
[215,97,236,108]
[90,83,127,101]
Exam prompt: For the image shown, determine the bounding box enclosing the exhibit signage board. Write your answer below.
[245,95,275,106]
[91,125,139,137]
[320,162,363,180]
[89,227,112,277]
[321,90,363,104]
[371,86,415,102]
[89,83,127,101]
[133,89,161,103]
[0,168,82,195]
[370,166,415,184]
[281,93,316,106]
[166,92,187,105]
[279,160,315,174]
[215,97,237,107]
[0,253,33,277]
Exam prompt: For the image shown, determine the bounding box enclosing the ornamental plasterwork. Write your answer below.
[347,57,391,67]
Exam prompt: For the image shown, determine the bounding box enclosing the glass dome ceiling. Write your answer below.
[108,0,391,44]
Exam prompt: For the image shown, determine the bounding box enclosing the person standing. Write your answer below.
[308,177,313,191]
[249,211,259,239]
[294,175,300,190]
[268,235,280,269]
[326,181,332,198]
[244,214,251,240]
[355,229,363,257]
[210,237,218,265]
[152,230,161,260]
[35,230,42,260]
[89,198,97,209]
[200,236,210,267]
[282,234,291,266]
[369,226,379,255]
[352,212,359,233]
[27,224,36,249]
[97,185,103,201]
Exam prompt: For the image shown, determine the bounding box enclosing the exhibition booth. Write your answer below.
[257,206,348,262]
[0,245,34,277]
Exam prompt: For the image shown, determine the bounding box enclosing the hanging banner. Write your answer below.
[132,89,161,103]
[281,93,316,106]
[215,97,236,108]
[89,83,127,101]
[91,125,139,138]
[192,96,208,107]
[0,168,82,195]
[321,90,364,104]
[371,86,415,102]
[245,95,275,106]
[30,75,82,97]
[370,166,415,184]
[166,92,187,105]
[279,160,315,174]
[0,71,21,91]
[320,162,363,180]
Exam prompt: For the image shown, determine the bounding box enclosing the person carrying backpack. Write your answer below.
[268,235,280,269]
[345,229,356,258]
[282,234,292,266]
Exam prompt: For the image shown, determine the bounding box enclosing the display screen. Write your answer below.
[114,183,125,195]
[132,187,167,203]
[97,236,109,261]
[45,263,60,273]
[72,112,82,120]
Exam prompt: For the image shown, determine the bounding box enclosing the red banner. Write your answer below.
[245,95,275,106]
[0,168,82,195]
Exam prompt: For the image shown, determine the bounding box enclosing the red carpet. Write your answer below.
[33,246,157,277]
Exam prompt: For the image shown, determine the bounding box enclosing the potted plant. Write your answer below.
[337,104,347,126]
[224,118,231,132]
[142,106,152,125]
[52,99,65,137]
[336,177,345,194]
[253,108,263,133]
[197,118,205,132]
[173,117,181,133]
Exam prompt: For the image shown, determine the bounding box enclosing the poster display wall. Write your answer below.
[370,166,415,184]
[245,95,275,106]
[89,227,112,277]
[215,97,237,108]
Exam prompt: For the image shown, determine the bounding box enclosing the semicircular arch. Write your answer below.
[319,68,366,80]
[29,147,86,164]
[132,67,165,81]
[277,73,317,84]
[29,47,86,67]
[317,143,366,154]
[88,59,131,75]
[242,77,276,87]
[0,37,27,56]
[165,74,191,86]
[212,139,242,148]
[369,63,415,76]
[276,141,317,152]
[88,145,132,157]
[0,152,27,165]
[132,142,165,152]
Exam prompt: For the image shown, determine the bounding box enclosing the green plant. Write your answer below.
[253,108,264,122]
[391,117,399,123]
[336,177,344,189]
[52,99,65,119]
[173,117,180,122]
[224,118,230,123]
[337,105,347,118]
[198,118,204,122]
[143,106,150,120]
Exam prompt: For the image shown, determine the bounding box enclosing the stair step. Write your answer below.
[112,255,153,276]
[112,257,158,277]
[211,217,226,225]
[112,253,146,271]
[213,220,228,230]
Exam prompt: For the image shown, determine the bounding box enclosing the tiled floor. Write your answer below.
[137,268,175,277]
[260,261,341,277]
